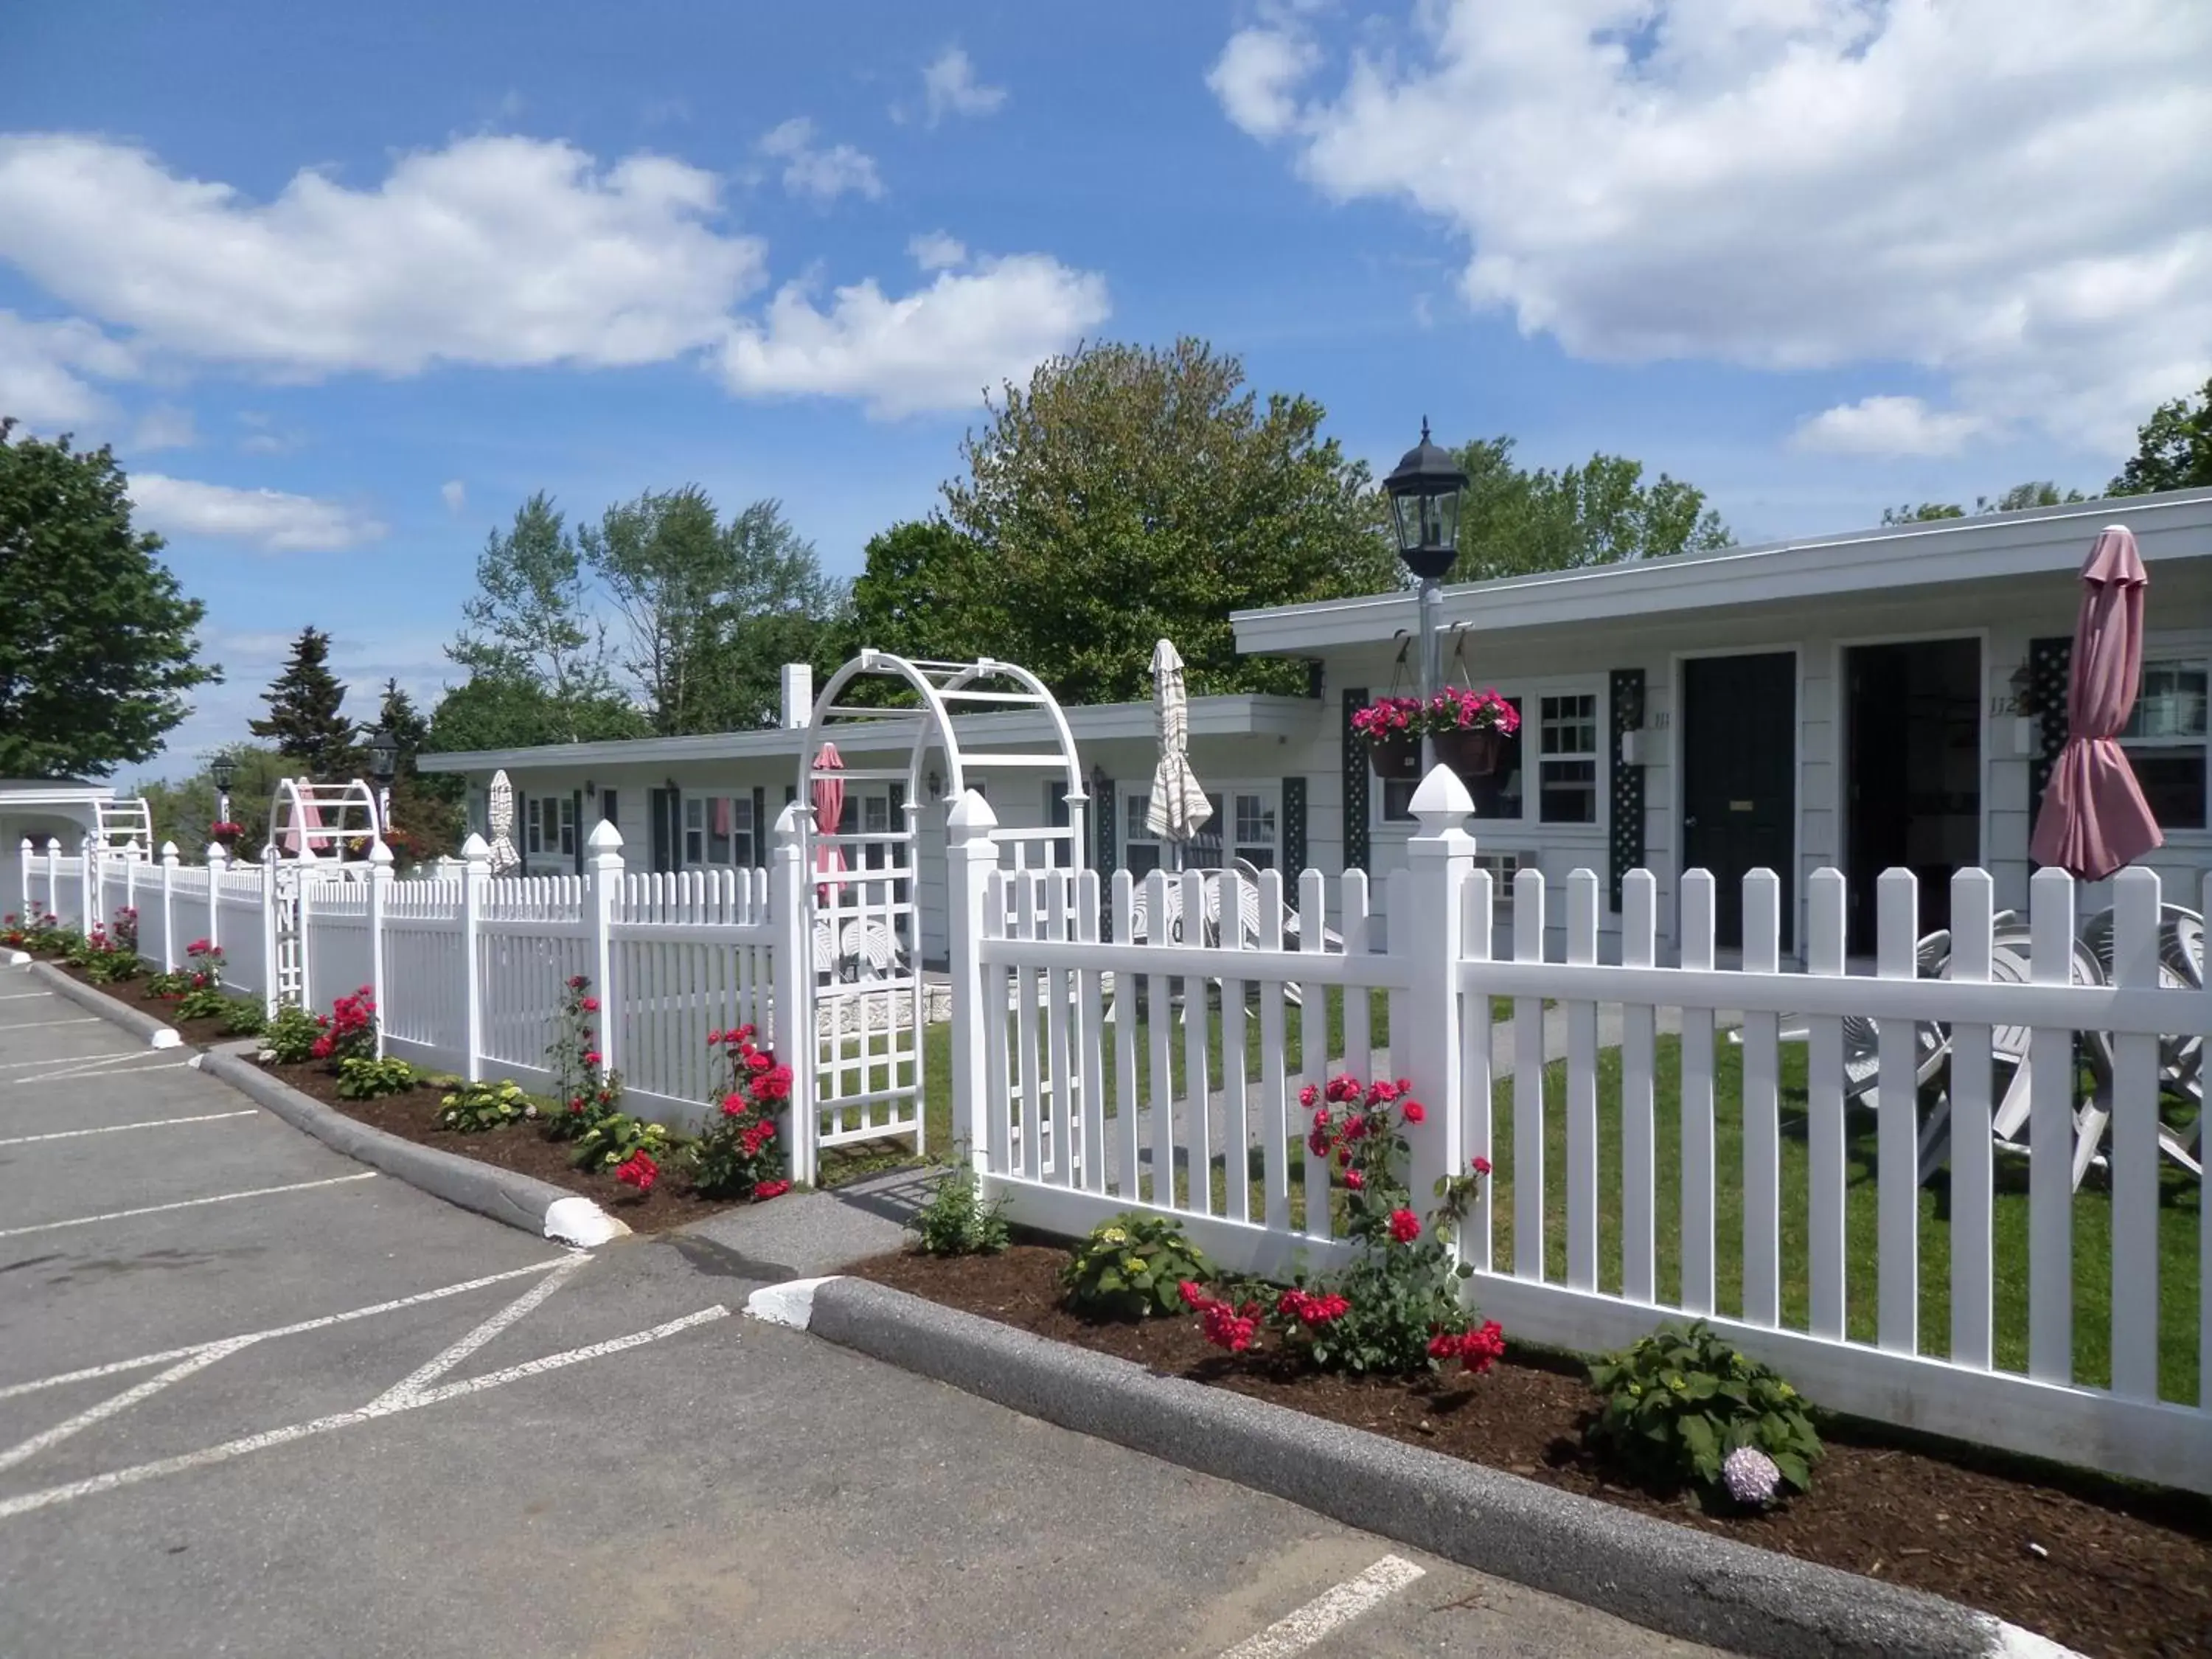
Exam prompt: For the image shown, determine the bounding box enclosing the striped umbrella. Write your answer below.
[1146,639,1213,871]
[485,770,521,874]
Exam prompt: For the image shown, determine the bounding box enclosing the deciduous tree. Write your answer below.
[448,493,624,740]
[0,421,218,776]
[2109,376,2212,495]
[1453,437,1732,581]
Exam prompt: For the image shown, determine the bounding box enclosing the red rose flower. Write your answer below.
[1401,1100,1426,1124]
[1388,1208,1422,1245]
[754,1179,790,1200]
[1344,1169,1363,1190]
[1472,1155,1492,1177]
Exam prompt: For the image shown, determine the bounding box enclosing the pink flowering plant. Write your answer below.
[1180,1074,1501,1378]
[1347,694,1425,748]
[687,1023,793,1200]
[1426,686,1520,737]
[308,987,378,1064]
[543,975,623,1141]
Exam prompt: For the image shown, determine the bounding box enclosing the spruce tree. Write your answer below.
[249,627,361,778]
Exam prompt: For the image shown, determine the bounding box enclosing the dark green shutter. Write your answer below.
[2028,636,2072,831]
[751,787,766,866]
[1281,776,1307,877]
[1341,686,1369,873]
[1608,669,1646,911]
[1094,777,1116,874]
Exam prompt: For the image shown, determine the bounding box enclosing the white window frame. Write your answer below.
[1123,782,1279,873]
[683,793,757,869]
[525,794,575,857]
[1375,678,1607,831]
[2121,650,2210,834]
[1536,691,1601,825]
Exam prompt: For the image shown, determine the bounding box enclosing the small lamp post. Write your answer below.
[1382,418,1468,771]
[364,725,400,839]
[209,752,237,832]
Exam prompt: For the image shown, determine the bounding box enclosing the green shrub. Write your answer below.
[261,1004,324,1065]
[216,997,265,1037]
[570,1112,675,1172]
[83,945,145,984]
[145,967,192,998]
[1585,1321,1823,1498]
[175,984,231,1021]
[908,1158,1009,1256]
[437,1078,538,1134]
[1060,1213,1209,1320]
[335,1056,418,1100]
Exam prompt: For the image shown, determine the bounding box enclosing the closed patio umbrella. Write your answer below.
[811,743,847,899]
[485,770,521,874]
[2029,526,2165,880]
[283,780,332,856]
[1146,639,1213,874]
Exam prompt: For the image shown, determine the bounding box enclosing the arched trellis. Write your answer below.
[265,776,384,865]
[790,650,1088,1178]
[93,798,155,856]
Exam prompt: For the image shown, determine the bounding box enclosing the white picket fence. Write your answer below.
[942,781,2211,1495]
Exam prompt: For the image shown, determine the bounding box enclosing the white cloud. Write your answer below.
[716,254,1109,417]
[440,478,467,515]
[758,119,884,205]
[922,47,1007,125]
[129,473,386,553]
[1792,395,1985,459]
[908,231,968,272]
[0,133,767,379]
[1214,0,2212,454]
[130,403,197,451]
[0,309,135,427]
[1206,25,1319,140]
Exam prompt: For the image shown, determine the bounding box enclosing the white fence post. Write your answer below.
[122,838,142,939]
[460,833,491,1082]
[204,842,227,958]
[1402,765,1473,1242]
[159,842,180,970]
[369,840,394,1060]
[78,834,97,934]
[18,837,32,922]
[769,803,813,1185]
[945,790,999,1174]
[585,820,622,1074]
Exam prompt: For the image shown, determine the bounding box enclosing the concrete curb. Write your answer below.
[804,1278,2077,1659]
[192,1049,630,1249]
[25,961,182,1048]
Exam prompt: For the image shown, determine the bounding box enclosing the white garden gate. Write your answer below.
[793,651,1086,1181]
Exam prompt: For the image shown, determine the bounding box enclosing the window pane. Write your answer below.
[863,796,890,833]
[685,799,703,828]
[2128,750,2207,829]
[1234,793,1275,846]
[1540,758,1598,824]
[1125,843,1161,877]
[1381,779,1417,822]
[2126,662,2209,740]
[684,829,702,864]
[1126,794,1153,842]
[708,796,732,864]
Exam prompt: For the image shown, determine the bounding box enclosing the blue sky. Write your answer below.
[1,0,2207,779]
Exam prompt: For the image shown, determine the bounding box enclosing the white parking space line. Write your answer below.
[370,1255,590,1410]
[4,1058,192,1089]
[1217,1555,1427,1659]
[0,1018,101,1032]
[0,1110,260,1147]
[0,1259,579,1401]
[0,1049,149,1074]
[0,1340,250,1475]
[0,1172,377,1240]
[0,992,53,1001]
[0,1305,730,1520]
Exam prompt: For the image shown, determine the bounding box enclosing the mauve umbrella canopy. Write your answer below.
[2028,526,2166,881]
[811,742,846,895]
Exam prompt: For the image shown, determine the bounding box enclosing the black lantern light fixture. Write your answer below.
[364,726,400,783]
[208,752,237,793]
[1381,419,1469,770]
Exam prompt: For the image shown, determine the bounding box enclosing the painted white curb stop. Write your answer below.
[187,1054,204,1069]
[7,951,28,967]
[743,1276,843,1331]
[1988,1621,2084,1659]
[150,1028,183,1049]
[543,1195,630,1248]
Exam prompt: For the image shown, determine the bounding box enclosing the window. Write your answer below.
[1231,791,1277,869]
[1124,791,1161,877]
[526,794,575,856]
[684,794,756,868]
[1123,786,1277,872]
[2122,658,2208,830]
[1377,696,1528,822]
[1538,693,1599,824]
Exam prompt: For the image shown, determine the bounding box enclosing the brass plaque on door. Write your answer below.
[1729,799,1754,812]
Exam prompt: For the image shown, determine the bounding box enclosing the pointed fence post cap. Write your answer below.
[774,799,807,841]
[1408,762,1475,828]
[161,840,180,860]
[368,839,396,868]
[206,842,228,864]
[461,832,493,866]
[947,788,998,835]
[585,817,624,855]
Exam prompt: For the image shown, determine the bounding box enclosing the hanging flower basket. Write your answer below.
[1350,696,1425,781]
[209,821,244,847]
[1427,688,1520,778]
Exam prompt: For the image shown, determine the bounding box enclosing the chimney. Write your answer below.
[780,663,815,729]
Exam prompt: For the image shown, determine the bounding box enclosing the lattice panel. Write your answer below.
[1340,686,1370,874]
[2028,636,2073,827]
[1282,775,1307,877]
[1608,668,1647,911]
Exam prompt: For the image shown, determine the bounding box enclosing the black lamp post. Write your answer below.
[209,752,237,830]
[364,726,399,836]
[1382,419,1468,772]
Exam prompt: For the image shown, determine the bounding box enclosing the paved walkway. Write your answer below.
[0,968,1716,1658]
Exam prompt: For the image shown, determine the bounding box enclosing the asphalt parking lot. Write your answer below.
[0,970,1714,1658]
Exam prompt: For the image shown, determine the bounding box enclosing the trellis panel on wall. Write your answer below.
[1340,686,1369,874]
[1609,668,1646,911]
[1281,776,1307,877]
[2028,636,2072,828]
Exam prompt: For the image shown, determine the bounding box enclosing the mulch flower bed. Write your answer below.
[851,1243,2212,1659]
[35,957,246,1048]
[250,1057,748,1237]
